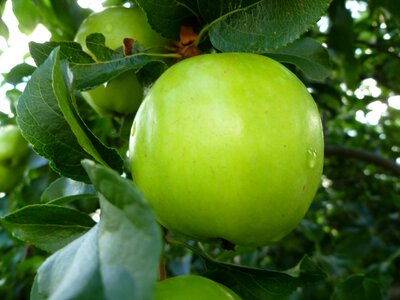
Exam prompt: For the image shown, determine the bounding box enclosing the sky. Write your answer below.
[0,0,399,122]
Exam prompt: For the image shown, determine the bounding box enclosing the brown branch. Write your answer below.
[324,145,400,176]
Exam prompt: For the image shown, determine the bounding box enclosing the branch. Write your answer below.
[324,145,400,176]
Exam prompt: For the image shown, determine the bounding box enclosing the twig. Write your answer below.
[325,145,400,176]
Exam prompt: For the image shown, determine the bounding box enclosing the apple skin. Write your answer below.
[0,125,29,168]
[153,275,241,300]
[75,6,167,116]
[129,53,324,247]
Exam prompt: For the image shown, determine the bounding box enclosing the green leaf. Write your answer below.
[0,17,9,40]
[331,275,382,300]
[41,177,97,205]
[138,0,331,51]
[17,49,91,182]
[327,0,358,89]
[170,240,326,300]
[49,0,91,36]
[70,52,158,91]
[29,41,94,66]
[29,41,165,91]
[31,226,104,300]
[135,0,196,40]
[4,63,36,85]
[0,204,95,253]
[265,38,331,82]
[16,47,123,182]
[207,0,331,52]
[85,33,116,62]
[31,161,162,299]
[13,0,89,41]
[11,0,40,35]
[52,49,123,171]
[203,255,326,299]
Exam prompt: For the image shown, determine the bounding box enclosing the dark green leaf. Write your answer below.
[16,47,123,182]
[41,177,97,204]
[328,0,354,54]
[265,38,331,82]
[29,41,94,66]
[85,33,116,62]
[203,255,325,299]
[169,239,328,300]
[17,49,92,182]
[52,49,123,174]
[327,0,358,89]
[49,0,91,36]
[331,275,382,300]
[29,41,165,91]
[137,61,168,87]
[31,161,162,299]
[0,204,95,253]
[71,52,158,90]
[135,0,196,40]
[4,63,36,85]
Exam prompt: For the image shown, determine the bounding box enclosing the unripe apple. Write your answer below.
[0,164,24,193]
[129,53,323,247]
[75,6,167,116]
[153,275,241,300]
[0,124,29,168]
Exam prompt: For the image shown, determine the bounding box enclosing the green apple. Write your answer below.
[0,164,24,193]
[153,275,241,300]
[75,6,167,116]
[0,124,29,168]
[129,53,324,247]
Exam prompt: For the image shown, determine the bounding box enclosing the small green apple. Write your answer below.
[75,6,167,116]
[129,53,324,247]
[153,275,241,300]
[0,124,29,168]
[0,164,24,193]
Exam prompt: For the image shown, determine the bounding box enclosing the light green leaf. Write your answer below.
[31,161,162,299]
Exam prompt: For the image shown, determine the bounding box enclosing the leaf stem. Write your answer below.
[159,256,167,281]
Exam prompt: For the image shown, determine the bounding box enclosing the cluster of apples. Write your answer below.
[75,6,323,298]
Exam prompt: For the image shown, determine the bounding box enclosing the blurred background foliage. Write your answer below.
[0,0,399,299]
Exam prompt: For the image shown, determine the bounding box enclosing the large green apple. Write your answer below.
[129,53,324,247]
[153,275,241,300]
[0,124,29,168]
[75,6,167,116]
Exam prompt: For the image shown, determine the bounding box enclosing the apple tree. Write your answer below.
[0,0,399,299]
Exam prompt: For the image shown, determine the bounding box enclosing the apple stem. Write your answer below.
[159,256,167,281]
[221,239,236,251]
